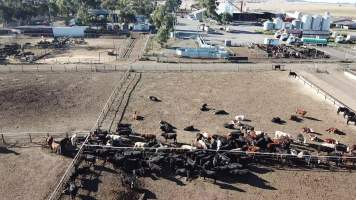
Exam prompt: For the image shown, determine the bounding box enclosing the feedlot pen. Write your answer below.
[1,71,356,200]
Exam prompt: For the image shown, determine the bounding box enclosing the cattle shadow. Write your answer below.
[312,132,323,136]
[77,195,97,200]
[161,175,186,186]
[272,120,286,125]
[136,116,145,121]
[237,172,277,190]
[79,177,101,193]
[0,146,20,155]
[94,165,117,174]
[304,117,322,122]
[137,188,157,199]
[248,165,274,174]
[215,181,246,192]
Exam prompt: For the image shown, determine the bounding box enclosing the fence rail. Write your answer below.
[296,75,356,114]
[47,68,132,200]
[0,131,89,145]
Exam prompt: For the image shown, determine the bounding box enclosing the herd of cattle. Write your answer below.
[52,102,356,198]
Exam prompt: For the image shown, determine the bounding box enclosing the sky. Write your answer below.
[303,0,356,3]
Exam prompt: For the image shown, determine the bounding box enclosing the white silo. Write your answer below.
[263,20,274,31]
[302,15,312,30]
[312,15,323,31]
[273,18,283,30]
[292,19,302,29]
[294,11,302,20]
[321,15,331,31]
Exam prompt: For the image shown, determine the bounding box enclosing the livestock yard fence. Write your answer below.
[296,75,356,114]
[0,131,89,146]
[48,69,132,200]
[0,63,301,73]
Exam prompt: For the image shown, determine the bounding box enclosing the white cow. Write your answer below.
[134,142,148,148]
[235,115,245,121]
[274,131,292,139]
[181,145,197,150]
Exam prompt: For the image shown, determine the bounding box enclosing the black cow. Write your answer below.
[160,121,176,133]
[289,71,298,78]
[337,107,349,115]
[161,132,177,143]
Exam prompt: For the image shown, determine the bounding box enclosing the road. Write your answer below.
[301,69,356,111]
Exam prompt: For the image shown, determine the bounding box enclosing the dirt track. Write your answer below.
[0,146,71,200]
[0,72,123,133]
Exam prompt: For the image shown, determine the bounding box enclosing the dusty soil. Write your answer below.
[0,146,71,200]
[0,37,129,64]
[0,72,123,133]
[117,71,356,200]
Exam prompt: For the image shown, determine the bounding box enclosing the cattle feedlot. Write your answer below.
[2,1,356,199]
[1,70,356,200]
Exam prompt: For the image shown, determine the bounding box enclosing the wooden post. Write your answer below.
[1,134,5,144]
[28,133,32,143]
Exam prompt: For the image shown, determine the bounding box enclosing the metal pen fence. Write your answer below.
[296,75,355,113]
[47,69,131,200]
[0,131,89,145]
[2,62,353,74]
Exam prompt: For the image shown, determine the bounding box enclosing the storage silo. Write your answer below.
[321,15,331,31]
[263,20,274,31]
[292,19,302,29]
[282,22,292,30]
[312,15,322,31]
[302,15,312,30]
[273,18,283,30]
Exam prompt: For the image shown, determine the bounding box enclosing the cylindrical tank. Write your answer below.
[346,35,356,42]
[312,15,323,31]
[302,15,312,30]
[292,20,302,29]
[294,11,302,20]
[273,18,283,30]
[282,22,292,30]
[321,15,331,31]
[263,20,274,31]
[224,40,232,47]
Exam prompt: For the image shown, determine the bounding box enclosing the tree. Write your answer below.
[220,12,232,24]
[198,0,218,19]
[156,25,170,46]
[166,0,182,12]
[152,5,166,29]
[119,9,136,23]
[77,6,92,25]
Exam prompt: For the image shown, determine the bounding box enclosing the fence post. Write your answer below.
[37,65,39,72]
[51,65,53,72]
[21,65,24,72]
[64,66,67,72]
[28,133,32,143]
[1,134,5,144]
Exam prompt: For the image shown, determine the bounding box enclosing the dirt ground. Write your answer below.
[0,37,129,64]
[117,71,356,200]
[0,72,123,133]
[0,146,71,200]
